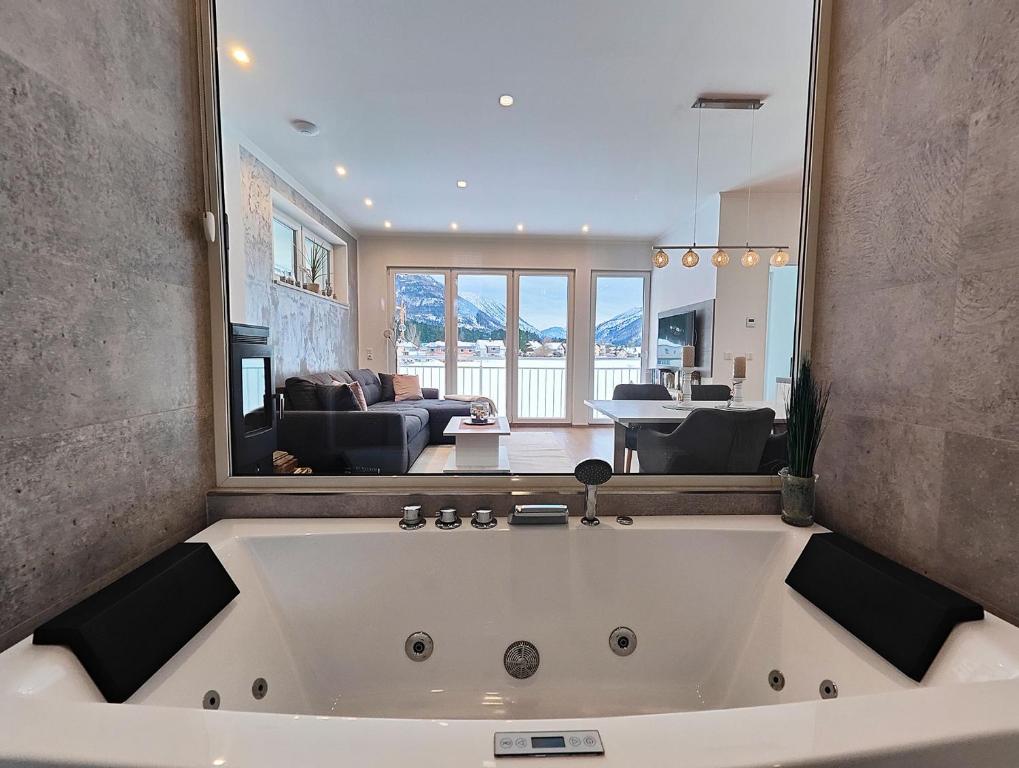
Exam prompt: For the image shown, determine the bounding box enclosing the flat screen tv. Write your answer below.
[657,310,696,363]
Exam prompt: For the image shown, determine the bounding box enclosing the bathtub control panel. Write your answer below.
[494,730,603,758]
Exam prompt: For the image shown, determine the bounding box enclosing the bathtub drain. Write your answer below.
[504,641,540,679]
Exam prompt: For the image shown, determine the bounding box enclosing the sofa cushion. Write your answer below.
[379,373,396,402]
[393,374,423,402]
[369,398,471,444]
[303,372,338,387]
[330,371,353,385]
[348,381,369,411]
[317,383,359,412]
[285,377,320,410]
[345,368,383,405]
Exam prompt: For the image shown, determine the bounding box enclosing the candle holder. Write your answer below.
[680,368,693,402]
[731,377,746,407]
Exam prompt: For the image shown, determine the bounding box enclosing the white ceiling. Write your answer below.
[217,0,813,239]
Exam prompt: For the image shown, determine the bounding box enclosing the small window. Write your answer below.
[272,217,298,279]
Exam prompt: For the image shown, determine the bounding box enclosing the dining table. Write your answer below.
[583,399,788,473]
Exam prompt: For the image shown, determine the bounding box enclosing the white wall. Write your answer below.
[713,191,801,399]
[649,195,720,339]
[357,235,652,424]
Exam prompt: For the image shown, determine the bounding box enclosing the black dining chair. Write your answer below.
[636,407,775,474]
[611,383,674,473]
[691,384,732,401]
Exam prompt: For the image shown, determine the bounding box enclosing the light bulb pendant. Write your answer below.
[711,249,730,267]
[652,249,669,269]
[681,248,699,268]
[741,248,760,268]
[770,248,790,267]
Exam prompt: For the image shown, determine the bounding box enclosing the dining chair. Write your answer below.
[611,383,674,473]
[691,384,732,401]
[636,407,775,474]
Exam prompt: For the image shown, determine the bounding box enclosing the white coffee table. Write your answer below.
[442,416,511,474]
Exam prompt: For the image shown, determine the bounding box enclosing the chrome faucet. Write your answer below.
[574,459,613,526]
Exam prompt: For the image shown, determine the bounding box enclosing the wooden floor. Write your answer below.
[511,425,616,466]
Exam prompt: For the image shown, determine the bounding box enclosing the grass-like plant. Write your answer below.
[784,359,830,478]
[305,242,329,286]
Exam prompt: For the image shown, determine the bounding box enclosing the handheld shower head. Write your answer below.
[574,459,612,526]
[574,459,612,486]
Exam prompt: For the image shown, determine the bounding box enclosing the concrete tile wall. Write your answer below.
[0,2,214,649]
[813,0,1019,623]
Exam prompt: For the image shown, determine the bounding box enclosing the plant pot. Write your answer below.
[779,468,817,527]
[307,283,320,294]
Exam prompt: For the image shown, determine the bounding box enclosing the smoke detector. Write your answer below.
[290,119,320,136]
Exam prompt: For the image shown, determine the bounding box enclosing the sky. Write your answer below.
[455,273,643,329]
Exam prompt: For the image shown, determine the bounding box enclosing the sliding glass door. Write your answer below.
[455,272,509,416]
[591,271,650,401]
[392,270,449,396]
[515,272,572,422]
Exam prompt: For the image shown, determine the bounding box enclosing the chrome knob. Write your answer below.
[399,505,425,530]
[472,508,497,529]
[436,507,461,530]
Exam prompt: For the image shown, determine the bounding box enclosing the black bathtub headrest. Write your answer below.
[34,542,238,702]
[786,532,982,682]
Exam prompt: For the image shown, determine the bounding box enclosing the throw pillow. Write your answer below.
[393,373,423,402]
[284,377,320,410]
[379,372,396,401]
[317,383,358,411]
[348,380,369,411]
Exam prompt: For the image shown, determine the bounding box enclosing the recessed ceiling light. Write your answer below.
[516,223,525,232]
[364,198,374,207]
[581,224,590,233]
[335,165,347,177]
[450,222,459,231]
[230,47,251,65]
[383,220,392,229]
[456,180,468,189]
[498,94,514,107]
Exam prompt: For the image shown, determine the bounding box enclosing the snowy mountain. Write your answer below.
[539,326,568,341]
[594,306,643,347]
[394,275,542,343]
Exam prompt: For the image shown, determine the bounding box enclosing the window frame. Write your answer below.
[195,0,832,490]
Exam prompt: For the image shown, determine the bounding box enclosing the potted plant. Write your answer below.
[305,242,329,294]
[780,359,830,527]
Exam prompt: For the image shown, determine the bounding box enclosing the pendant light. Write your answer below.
[683,105,705,269]
[652,249,669,268]
[711,249,730,267]
[742,106,757,268]
[770,248,790,267]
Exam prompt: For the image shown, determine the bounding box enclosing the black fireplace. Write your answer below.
[229,323,277,474]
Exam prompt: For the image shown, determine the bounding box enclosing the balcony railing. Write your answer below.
[396,356,641,420]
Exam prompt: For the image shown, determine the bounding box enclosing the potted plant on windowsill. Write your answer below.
[305,241,329,294]
[780,359,830,527]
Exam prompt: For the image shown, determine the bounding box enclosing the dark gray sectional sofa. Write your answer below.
[278,368,471,474]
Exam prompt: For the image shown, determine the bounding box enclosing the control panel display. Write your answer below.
[494,730,604,757]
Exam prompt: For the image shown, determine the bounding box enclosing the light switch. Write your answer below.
[366,347,374,361]
[746,318,757,328]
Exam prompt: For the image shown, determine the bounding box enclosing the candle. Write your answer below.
[682,345,695,368]
[733,355,747,379]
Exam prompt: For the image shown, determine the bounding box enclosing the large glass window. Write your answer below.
[393,271,448,396]
[272,217,298,279]
[592,273,648,401]
[456,273,508,415]
[516,273,571,421]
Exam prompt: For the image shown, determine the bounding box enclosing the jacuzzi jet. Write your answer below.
[203,689,220,710]
[252,677,268,700]
[819,679,838,699]
[405,631,434,661]
[768,669,785,691]
[504,641,540,679]
[609,626,637,656]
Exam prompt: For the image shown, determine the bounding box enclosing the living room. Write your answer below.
[218,0,810,476]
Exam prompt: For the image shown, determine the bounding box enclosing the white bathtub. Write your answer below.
[2,515,1019,766]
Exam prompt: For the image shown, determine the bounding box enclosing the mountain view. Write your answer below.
[394,273,642,347]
